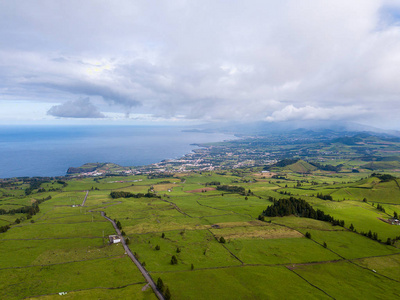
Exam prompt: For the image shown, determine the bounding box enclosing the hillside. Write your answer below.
[282,160,317,173]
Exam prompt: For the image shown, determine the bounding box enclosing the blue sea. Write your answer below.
[0,125,234,178]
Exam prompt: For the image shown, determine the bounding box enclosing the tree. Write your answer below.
[394,211,398,219]
[156,277,164,293]
[116,220,122,230]
[219,236,226,243]
[125,237,130,245]
[171,255,178,265]
[15,218,20,224]
[161,232,165,238]
[349,223,354,231]
[155,245,161,250]
[164,287,171,300]
[305,232,311,239]
[191,263,194,270]
[323,242,327,248]
[176,247,181,253]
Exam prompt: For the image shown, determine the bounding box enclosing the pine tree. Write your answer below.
[164,287,171,300]
[156,277,164,293]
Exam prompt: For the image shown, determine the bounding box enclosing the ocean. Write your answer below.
[0,125,234,178]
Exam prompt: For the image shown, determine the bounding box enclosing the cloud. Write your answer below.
[1,1,400,128]
[47,98,105,118]
[265,105,369,122]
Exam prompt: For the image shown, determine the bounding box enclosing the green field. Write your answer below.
[1,170,400,299]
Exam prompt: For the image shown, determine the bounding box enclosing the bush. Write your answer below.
[219,236,226,244]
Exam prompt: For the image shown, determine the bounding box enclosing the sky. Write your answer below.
[1,1,400,128]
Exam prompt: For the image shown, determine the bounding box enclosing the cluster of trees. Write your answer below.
[316,193,333,201]
[204,181,221,186]
[110,191,159,199]
[309,162,343,172]
[156,278,171,300]
[271,175,287,180]
[0,202,40,216]
[216,185,245,195]
[0,224,10,233]
[279,191,293,196]
[376,203,386,213]
[265,159,299,170]
[24,179,50,195]
[360,230,381,242]
[371,173,396,182]
[147,173,173,179]
[260,197,345,227]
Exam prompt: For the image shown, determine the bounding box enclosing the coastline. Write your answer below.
[0,125,236,179]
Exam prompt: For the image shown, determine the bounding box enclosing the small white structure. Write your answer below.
[109,235,121,244]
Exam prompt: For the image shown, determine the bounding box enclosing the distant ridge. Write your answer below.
[189,120,400,137]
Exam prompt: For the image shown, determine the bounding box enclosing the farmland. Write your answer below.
[1,165,400,299]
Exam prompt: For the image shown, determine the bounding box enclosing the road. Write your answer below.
[101,211,165,300]
[81,190,89,206]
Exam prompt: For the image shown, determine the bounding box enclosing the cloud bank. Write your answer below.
[47,98,105,118]
[0,1,400,127]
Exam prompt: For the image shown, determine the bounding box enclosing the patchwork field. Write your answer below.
[1,170,400,299]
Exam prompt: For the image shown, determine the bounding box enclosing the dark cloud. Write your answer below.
[47,98,105,118]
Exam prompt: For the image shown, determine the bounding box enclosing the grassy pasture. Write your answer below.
[307,199,400,241]
[4,221,114,239]
[29,283,156,300]
[301,229,400,259]
[160,266,331,299]
[292,261,400,299]
[0,238,121,268]
[130,229,241,272]
[209,223,303,240]
[2,171,400,299]
[354,253,400,281]
[0,257,145,300]
[224,238,340,265]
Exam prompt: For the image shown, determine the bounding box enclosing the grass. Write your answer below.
[292,261,400,299]
[29,283,156,300]
[224,238,340,265]
[129,229,241,272]
[354,253,400,281]
[0,238,122,268]
[2,171,400,299]
[0,257,145,300]
[160,266,331,299]
[300,230,400,259]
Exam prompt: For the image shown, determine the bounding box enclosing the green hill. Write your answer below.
[282,160,317,173]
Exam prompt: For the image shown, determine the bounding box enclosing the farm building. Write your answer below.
[109,235,121,244]
[389,218,400,225]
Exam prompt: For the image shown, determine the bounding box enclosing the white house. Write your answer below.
[109,235,121,244]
